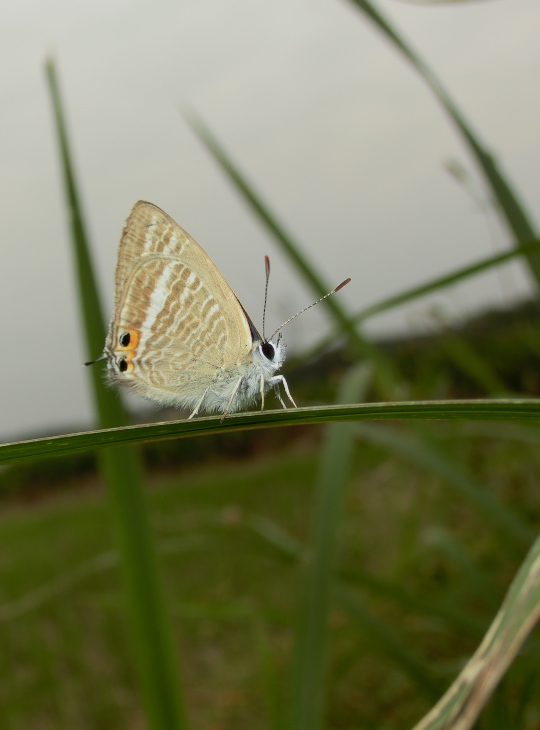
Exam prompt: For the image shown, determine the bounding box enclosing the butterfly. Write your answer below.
[90,201,349,419]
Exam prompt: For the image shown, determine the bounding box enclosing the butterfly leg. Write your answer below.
[188,387,210,420]
[260,374,265,411]
[269,375,297,408]
[275,388,287,409]
[220,376,243,422]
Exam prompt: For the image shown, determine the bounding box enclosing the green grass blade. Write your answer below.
[240,511,489,637]
[0,552,117,622]
[217,505,491,639]
[3,398,540,465]
[339,567,488,637]
[45,59,187,730]
[45,60,124,429]
[289,364,372,730]
[438,333,509,395]
[346,0,540,284]
[184,113,399,395]
[184,114,341,315]
[354,240,540,324]
[306,241,540,363]
[354,422,533,546]
[458,420,540,445]
[252,622,287,730]
[422,527,500,609]
[99,450,188,730]
[336,586,442,700]
[412,533,540,730]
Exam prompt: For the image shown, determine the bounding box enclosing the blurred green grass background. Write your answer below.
[2,304,540,729]
[0,428,538,729]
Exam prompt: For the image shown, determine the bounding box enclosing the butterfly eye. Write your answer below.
[120,332,130,347]
[261,342,275,360]
[118,357,128,373]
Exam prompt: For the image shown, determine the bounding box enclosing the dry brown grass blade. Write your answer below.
[412,534,540,729]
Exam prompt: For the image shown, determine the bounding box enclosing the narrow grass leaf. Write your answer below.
[354,421,533,546]
[45,60,124,429]
[346,0,540,284]
[336,585,442,699]
[184,112,399,395]
[46,59,187,730]
[338,567,487,637]
[289,364,372,730]
[253,622,287,730]
[223,510,488,636]
[3,398,540,465]
[0,552,117,622]
[306,241,540,362]
[353,240,540,324]
[460,421,540,445]
[437,332,509,395]
[0,534,228,622]
[422,527,500,609]
[412,533,540,730]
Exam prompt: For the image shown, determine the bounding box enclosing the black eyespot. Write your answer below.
[119,357,128,373]
[261,342,275,360]
[120,332,130,347]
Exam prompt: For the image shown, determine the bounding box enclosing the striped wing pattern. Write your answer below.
[106,202,254,402]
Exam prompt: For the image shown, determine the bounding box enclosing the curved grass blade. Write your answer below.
[412,533,540,730]
[289,364,372,730]
[46,61,123,428]
[422,528,501,609]
[3,398,540,466]
[252,622,287,730]
[184,112,399,395]
[46,59,187,730]
[339,567,488,638]
[0,552,117,622]
[336,585,442,699]
[183,113,348,326]
[346,0,540,283]
[437,331,509,395]
[305,240,540,362]
[354,240,540,324]
[239,510,488,636]
[354,421,533,546]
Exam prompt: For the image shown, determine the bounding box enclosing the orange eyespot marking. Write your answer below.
[118,329,140,351]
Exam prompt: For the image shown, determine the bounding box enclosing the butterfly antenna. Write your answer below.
[262,255,271,341]
[84,355,107,367]
[269,278,351,341]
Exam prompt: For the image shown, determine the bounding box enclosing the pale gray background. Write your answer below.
[1,0,539,441]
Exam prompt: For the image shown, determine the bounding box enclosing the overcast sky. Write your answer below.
[1,0,539,441]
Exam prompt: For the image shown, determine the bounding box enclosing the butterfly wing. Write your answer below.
[105,201,256,406]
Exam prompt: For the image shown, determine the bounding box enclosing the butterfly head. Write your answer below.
[252,333,286,376]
